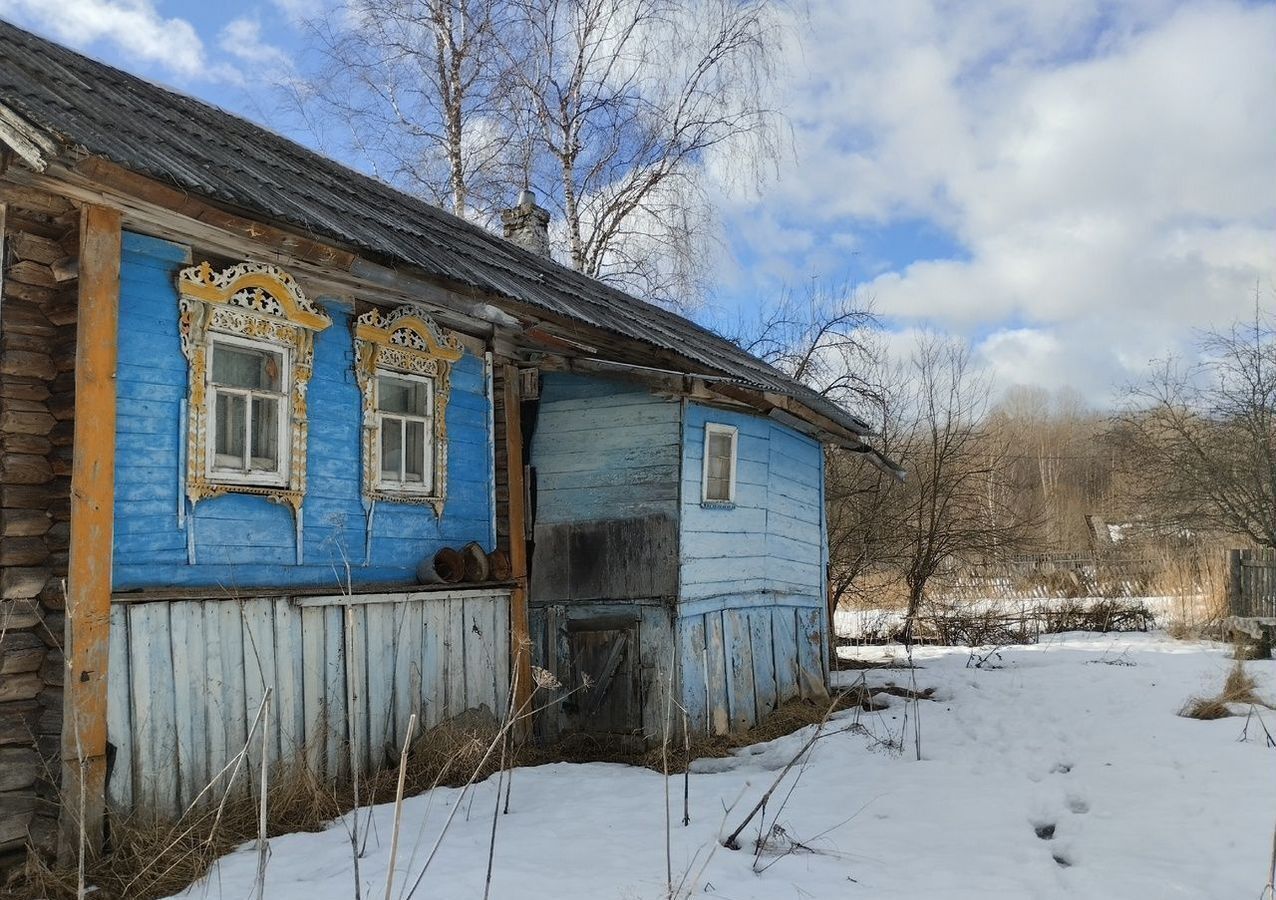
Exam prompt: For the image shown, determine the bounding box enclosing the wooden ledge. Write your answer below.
[110,580,517,604]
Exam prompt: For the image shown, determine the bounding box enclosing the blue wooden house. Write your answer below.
[0,20,894,866]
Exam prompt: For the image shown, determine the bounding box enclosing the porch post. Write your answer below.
[502,365,534,731]
[58,204,120,861]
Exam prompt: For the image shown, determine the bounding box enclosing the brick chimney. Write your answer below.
[500,189,551,257]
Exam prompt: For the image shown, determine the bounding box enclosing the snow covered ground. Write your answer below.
[171,633,1275,900]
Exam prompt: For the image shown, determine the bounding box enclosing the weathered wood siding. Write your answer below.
[680,403,825,601]
[677,603,827,735]
[528,373,680,602]
[105,589,510,816]
[112,232,494,590]
[677,403,829,733]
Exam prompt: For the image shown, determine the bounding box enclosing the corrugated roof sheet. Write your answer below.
[0,17,872,436]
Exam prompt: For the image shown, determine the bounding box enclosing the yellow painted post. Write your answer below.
[59,204,121,862]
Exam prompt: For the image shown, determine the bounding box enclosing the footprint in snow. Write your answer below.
[1033,823,1056,840]
[1066,795,1089,815]
[1051,762,1073,775]
[1052,852,1073,868]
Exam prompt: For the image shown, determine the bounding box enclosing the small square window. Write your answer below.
[207,336,289,485]
[701,423,737,505]
[374,371,435,493]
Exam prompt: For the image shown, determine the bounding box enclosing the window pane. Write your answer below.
[708,456,730,480]
[250,396,279,471]
[214,391,246,468]
[381,417,403,480]
[706,477,730,501]
[708,431,733,464]
[214,344,282,391]
[405,419,427,484]
[378,375,430,416]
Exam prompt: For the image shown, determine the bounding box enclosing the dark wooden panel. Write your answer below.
[530,514,677,602]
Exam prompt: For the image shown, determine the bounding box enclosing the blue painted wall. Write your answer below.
[112,232,494,590]
[529,373,680,525]
[679,402,826,605]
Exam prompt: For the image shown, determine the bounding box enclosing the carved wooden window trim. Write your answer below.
[177,261,332,512]
[354,304,463,515]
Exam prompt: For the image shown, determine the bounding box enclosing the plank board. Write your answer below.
[168,601,208,808]
[723,607,757,730]
[796,606,827,700]
[105,605,132,811]
[704,612,730,736]
[677,614,708,736]
[771,607,800,705]
[749,609,778,719]
[127,602,179,817]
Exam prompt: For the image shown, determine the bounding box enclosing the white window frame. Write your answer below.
[701,422,738,505]
[372,368,436,495]
[205,332,291,488]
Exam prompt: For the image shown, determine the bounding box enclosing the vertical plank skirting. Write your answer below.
[60,204,122,861]
[103,588,511,818]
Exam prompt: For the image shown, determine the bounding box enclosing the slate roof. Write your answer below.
[0,18,874,438]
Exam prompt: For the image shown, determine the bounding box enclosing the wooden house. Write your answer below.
[0,20,895,868]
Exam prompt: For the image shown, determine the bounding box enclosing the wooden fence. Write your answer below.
[106,588,510,817]
[1228,548,1276,618]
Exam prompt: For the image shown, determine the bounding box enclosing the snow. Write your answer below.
[169,633,1276,900]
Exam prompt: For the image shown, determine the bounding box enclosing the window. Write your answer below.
[702,423,737,504]
[208,336,289,484]
[178,260,331,511]
[353,304,463,514]
[374,372,435,493]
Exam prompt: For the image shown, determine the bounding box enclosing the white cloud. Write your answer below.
[219,17,294,72]
[0,0,209,79]
[718,0,1276,401]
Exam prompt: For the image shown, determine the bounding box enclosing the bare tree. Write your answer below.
[1114,312,1276,548]
[294,0,785,306]
[294,0,514,219]
[501,0,785,306]
[729,279,878,408]
[863,334,1029,622]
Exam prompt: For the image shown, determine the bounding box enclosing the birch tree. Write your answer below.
[296,0,514,218]
[501,0,784,305]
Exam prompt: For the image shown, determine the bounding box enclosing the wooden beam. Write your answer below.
[502,365,534,731]
[58,204,120,863]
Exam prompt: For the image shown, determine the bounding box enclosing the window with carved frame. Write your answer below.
[354,304,463,514]
[177,261,331,512]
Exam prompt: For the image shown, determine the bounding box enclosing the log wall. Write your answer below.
[0,182,78,868]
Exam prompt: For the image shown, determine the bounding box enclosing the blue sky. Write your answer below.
[2,0,1272,404]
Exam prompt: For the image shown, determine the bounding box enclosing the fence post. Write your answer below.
[1227,549,1243,617]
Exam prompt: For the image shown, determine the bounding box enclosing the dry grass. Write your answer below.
[2,716,511,900]
[1,700,856,900]
[1180,662,1273,720]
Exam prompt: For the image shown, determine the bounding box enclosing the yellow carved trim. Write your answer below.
[180,261,331,331]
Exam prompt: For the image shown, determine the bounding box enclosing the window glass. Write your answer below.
[378,375,429,416]
[705,428,735,502]
[214,392,246,467]
[381,419,402,479]
[214,344,282,391]
[250,396,280,469]
[405,420,427,484]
